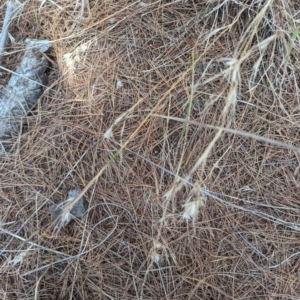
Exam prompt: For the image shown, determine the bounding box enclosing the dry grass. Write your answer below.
[1,0,300,299]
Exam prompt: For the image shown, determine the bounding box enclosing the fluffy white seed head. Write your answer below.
[116,80,123,89]
[181,183,207,222]
[10,246,33,266]
[182,199,205,221]
[151,241,163,265]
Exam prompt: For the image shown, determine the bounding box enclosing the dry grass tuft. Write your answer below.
[1,0,300,299]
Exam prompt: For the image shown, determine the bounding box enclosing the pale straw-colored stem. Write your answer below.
[0,1,22,65]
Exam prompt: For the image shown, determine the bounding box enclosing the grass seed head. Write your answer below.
[181,183,207,222]
[181,200,204,222]
[10,246,33,266]
[151,241,164,265]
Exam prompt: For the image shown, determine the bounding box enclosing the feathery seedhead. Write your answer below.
[10,246,33,266]
[182,200,205,221]
[151,241,163,265]
[181,183,207,222]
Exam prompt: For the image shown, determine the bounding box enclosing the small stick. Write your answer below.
[0,1,22,65]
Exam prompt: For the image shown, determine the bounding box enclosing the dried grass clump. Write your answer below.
[1,0,300,299]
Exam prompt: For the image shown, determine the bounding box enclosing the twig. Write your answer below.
[234,227,269,261]
[0,227,71,258]
[0,1,22,65]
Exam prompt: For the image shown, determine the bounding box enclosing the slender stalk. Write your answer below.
[0,1,21,65]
